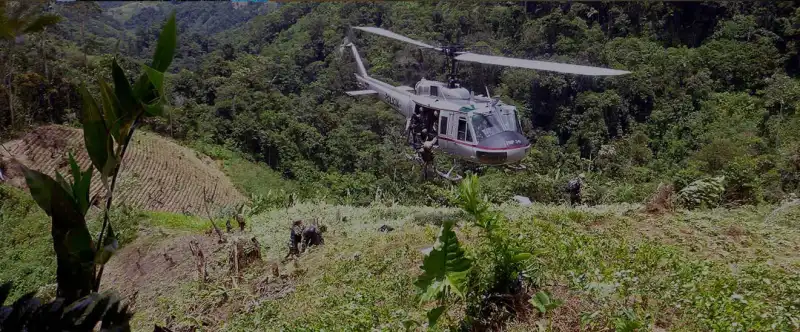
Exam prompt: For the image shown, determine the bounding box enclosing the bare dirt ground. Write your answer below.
[100,227,298,331]
[0,125,245,215]
[100,229,224,303]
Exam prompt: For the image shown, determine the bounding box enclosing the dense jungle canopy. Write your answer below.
[2,1,800,207]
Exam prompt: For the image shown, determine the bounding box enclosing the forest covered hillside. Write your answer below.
[3,1,799,208]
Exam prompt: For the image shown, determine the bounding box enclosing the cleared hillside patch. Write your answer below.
[1,125,246,215]
[0,182,217,302]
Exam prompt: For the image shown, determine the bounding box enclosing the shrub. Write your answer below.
[413,220,472,327]
[414,175,534,329]
[692,138,746,173]
[508,172,563,204]
[677,176,725,209]
[722,156,762,205]
[248,190,291,215]
[673,163,706,191]
[0,282,133,331]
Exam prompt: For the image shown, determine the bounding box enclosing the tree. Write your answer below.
[10,11,176,330]
[0,0,61,129]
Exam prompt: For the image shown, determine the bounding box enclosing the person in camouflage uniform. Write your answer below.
[567,173,585,206]
[300,224,324,253]
[285,220,304,260]
[410,109,423,150]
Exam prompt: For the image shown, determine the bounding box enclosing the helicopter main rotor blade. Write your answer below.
[353,26,441,51]
[454,52,631,76]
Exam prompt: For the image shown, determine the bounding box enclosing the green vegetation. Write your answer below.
[190,142,298,198]
[5,2,800,208]
[4,1,800,331]
[415,219,472,328]
[0,182,211,303]
[1,8,179,330]
[0,184,55,302]
[216,197,800,331]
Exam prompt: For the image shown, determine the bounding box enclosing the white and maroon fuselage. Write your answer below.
[345,43,530,165]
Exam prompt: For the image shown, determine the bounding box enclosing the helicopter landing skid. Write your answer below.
[436,163,463,182]
[405,153,422,163]
[505,163,526,171]
[405,152,463,182]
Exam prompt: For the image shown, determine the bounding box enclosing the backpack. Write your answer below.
[567,178,582,192]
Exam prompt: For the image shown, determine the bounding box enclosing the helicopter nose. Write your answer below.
[475,131,530,165]
[478,131,529,149]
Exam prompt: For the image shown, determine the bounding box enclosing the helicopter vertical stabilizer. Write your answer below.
[345,42,369,78]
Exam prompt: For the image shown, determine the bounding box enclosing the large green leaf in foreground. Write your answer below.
[415,220,472,301]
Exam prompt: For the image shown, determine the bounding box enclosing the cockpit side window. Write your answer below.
[430,86,438,97]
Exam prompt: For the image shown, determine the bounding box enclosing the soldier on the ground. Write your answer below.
[420,139,435,164]
[235,213,246,231]
[300,224,324,253]
[567,173,585,206]
[285,220,304,260]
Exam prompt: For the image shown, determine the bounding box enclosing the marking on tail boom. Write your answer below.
[383,93,401,108]
[345,90,377,96]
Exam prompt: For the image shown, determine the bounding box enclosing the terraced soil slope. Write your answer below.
[0,125,245,214]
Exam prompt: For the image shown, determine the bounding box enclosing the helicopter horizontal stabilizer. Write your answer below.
[345,89,377,96]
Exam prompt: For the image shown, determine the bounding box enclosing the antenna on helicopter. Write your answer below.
[485,86,491,99]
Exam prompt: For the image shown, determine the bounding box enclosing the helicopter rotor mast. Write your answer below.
[351,26,631,89]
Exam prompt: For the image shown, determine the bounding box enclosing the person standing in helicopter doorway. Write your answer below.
[410,107,423,149]
[567,173,585,206]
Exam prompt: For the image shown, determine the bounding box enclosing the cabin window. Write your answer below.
[430,86,438,97]
[440,116,448,135]
[457,117,472,142]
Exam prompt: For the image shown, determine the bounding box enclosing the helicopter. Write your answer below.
[342,26,630,181]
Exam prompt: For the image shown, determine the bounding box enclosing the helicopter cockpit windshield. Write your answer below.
[471,109,522,141]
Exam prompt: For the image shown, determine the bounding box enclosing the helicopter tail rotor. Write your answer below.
[338,37,351,57]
